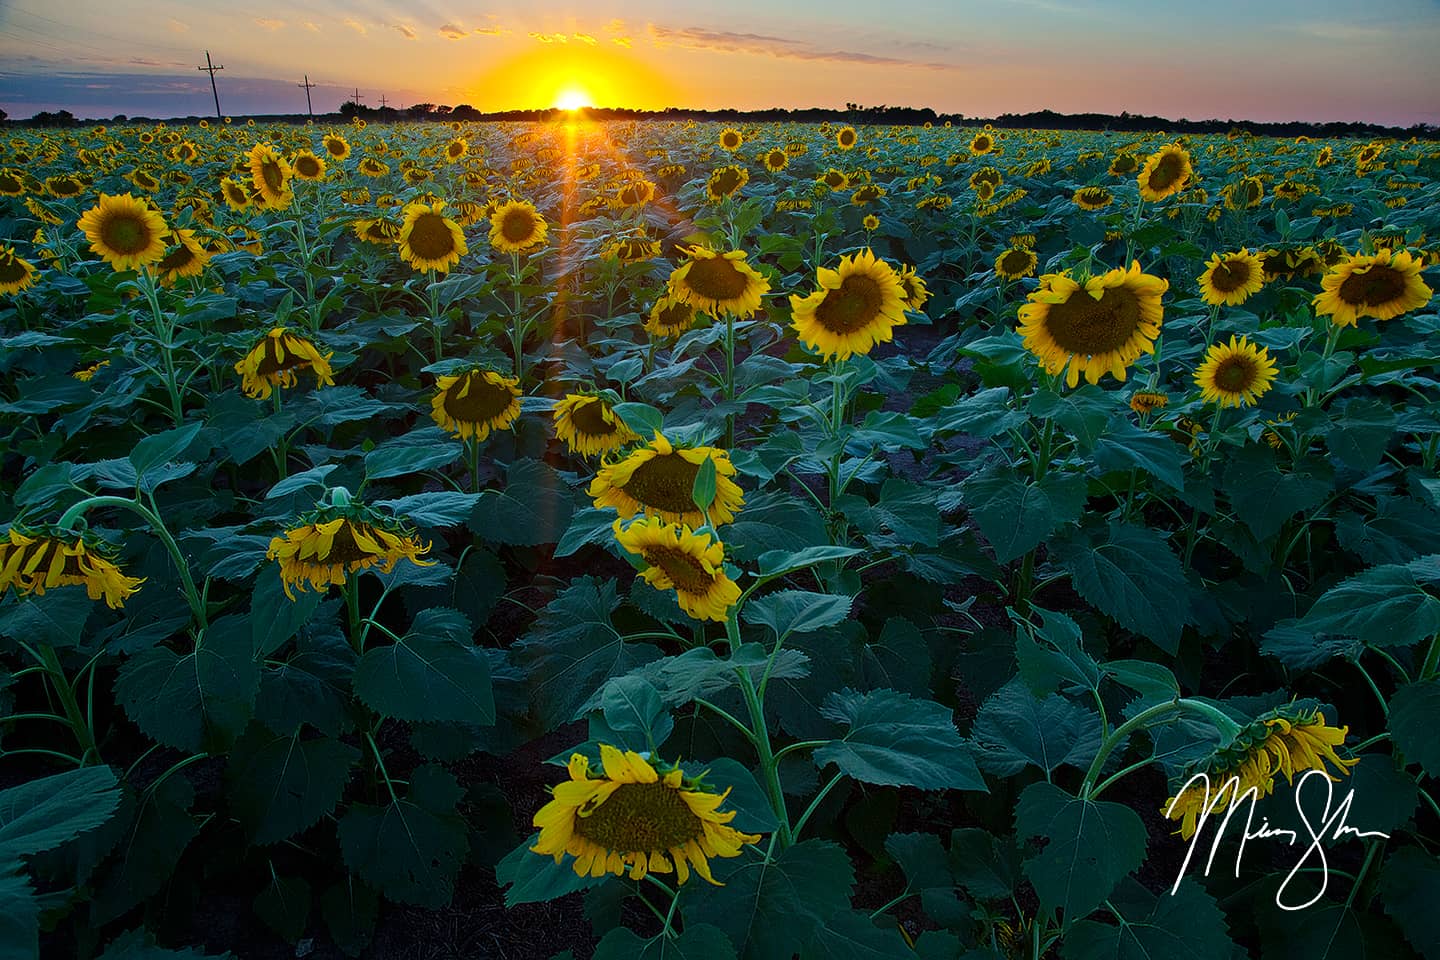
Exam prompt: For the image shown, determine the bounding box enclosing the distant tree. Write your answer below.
[0,108,8,124]
[338,100,363,118]
[407,103,435,119]
[451,104,481,121]
[112,114,127,123]
[433,105,452,117]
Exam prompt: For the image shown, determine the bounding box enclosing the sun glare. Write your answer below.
[556,88,592,111]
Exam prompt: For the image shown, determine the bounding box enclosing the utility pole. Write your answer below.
[378,95,389,109]
[298,75,316,117]
[197,51,224,119]
[350,88,363,106]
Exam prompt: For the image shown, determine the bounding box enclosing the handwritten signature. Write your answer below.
[1167,768,1390,910]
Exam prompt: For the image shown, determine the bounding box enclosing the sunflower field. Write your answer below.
[1,116,1439,960]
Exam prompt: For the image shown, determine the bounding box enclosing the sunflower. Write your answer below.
[790,248,908,361]
[73,360,109,381]
[429,368,522,441]
[44,174,86,198]
[1312,248,1433,328]
[396,201,468,274]
[613,179,656,209]
[645,293,701,338]
[705,165,748,202]
[862,214,880,232]
[995,247,1038,280]
[1193,335,1278,408]
[1193,249,1264,307]
[835,126,858,151]
[1258,245,1324,282]
[444,137,468,162]
[896,264,930,312]
[613,517,740,622]
[1137,143,1193,202]
[267,501,434,600]
[76,193,169,273]
[0,527,145,610]
[532,745,762,883]
[0,246,40,295]
[818,168,849,192]
[488,199,548,255]
[322,134,351,160]
[969,166,1002,191]
[969,131,994,155]
[1129,390,1169,415]
[246,143,294,210]
[357,157,390,177]
[553,394,640,458]
[353,217,401,245]
[589,433,744,527]
[154,228,212,287]
[1017,261,1168,388]
[235,327,336,399]
[291,149,327,181]
[666,246,770,319]
[762,148,788,172]
[718,128,743,151]
[0,168,26,196]
[1072,186,1113,211]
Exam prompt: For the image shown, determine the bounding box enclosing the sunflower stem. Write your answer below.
[34,644,99,766]
[364,730,402,806]
[511,250,526,381]
[138,269,185,426]
[1421,634,1440,681]
[345,570,363,654]
[732,613,792,846]
[1080,698,1241,799]
[724,313,736,449]
[791,772,845,840]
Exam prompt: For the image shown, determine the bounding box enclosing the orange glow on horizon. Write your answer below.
[465,44,681,112]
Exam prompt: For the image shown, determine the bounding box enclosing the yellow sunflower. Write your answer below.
[1017,261,1168,388]
[219,177,252,212]
[429,368,522,441]
[613,179,656,209]
[603,236,662,264]
[0,246,40,295]
[353,217,401,245]
[531,745,762,883]
[1193,335,1278,407]
[849,184,884,206]
[444,137,468,162]
[706,165,749,202]
[1137,143,1193,202]
[719,127,743,152]
[790,248,907,361]
[267,504,434,600]
[0,168,26,196]
[969,131,994,155]
[291,149,327,181]
[357,157,390,177]
[1196,249,1265,307]
[235,327,336,399]
[73,360,109,381]
[666,246,770,319]
[818,168,849,192]
[862,214,880,232]
[397,201,468,274]
[154,228,212,287]
[995,247,1038,280]
[589,433,744,527]
[1312,248,1433,328]
[896,264,930,312]
[488,199,548,255]
[762,148,788,172]
[1072,186,1114,210]
[553,394,641,458]
[246,142,294,210]
[836,126,858,151]
[322,134,351,160]
[45,174,86,198]
[645,294,702,338]
[76,192,169,273]
[613,517,740,621]
[0,527,145,609]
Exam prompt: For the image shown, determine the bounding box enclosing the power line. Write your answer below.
[197,51,223,119]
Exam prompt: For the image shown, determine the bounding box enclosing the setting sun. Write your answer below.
[555,88,592,111]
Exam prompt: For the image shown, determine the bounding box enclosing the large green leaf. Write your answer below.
[1380,846,1440,959]
[971,678,1102,777]
[372,491,485,528]
[469,459,576,546]
[0,867,37,960]
[1029,387,1113,449]
[250,570,323,658]
[253,874,311,944]
[1052,522,1192,653]
[320,877,379,957]
[254,620,356,738]
[0,765,121,860]
[1222,445,1332,541]
[884,833,970,930]
[743,590,853,641]
[363,426,462,480]
[803,910,914,959]
[1061,879,1235,960]
[815,688,985,791]
[90,778,199,924]
[226,724,359,844]
[1091,417,1187,491]
[352,608,494,725]
[962,463,1087,564]
[948,827,1021,901]
[495,834,606,906]
[1013,607,1102,697]
[1390,679,1440,780]
[594,924,738,960]
[336,764,469,908]
[1015,781,1146,923]
[1285,560,1440,650]
[96,929,233,960]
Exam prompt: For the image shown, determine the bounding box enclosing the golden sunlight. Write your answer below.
[465,45,681,112]
[555,88,592,111]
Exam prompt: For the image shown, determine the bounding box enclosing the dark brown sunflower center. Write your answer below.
[326,139,346,157]
[722,134,740,148]
[1244,180,1263,203]
[261,160,284,192]
[448,142,464,157]
[683,257,749,302]
[0,257,29,283]
[1043,287,1143,355]
[295,156,321,177]
[408,213,457,259]
[1001,251,1034,274]
[138,172,158,187]
[823,171,846,187]
[768,151,785,166]
[323,521,384,566]
[644,545,716,595]
[1112,154,1137,173]
[1213,356,1258,393]
[0,172,21,192]
[815,275,884,334]
[655,301,694,331]
[974,137,990,151]
[1148,154,1184,190]
[500,209,537,244]
[50,178,82,196]
[443,372,514,424]
[225,182,247,202]
[100,213,151,255]
[569,399,619,437]
[158,244,197,272]
[853,185,881,202]
[575,781,704,853]
[623,453,702,514]
[1211,261,1252,292]
[255,335,314,376]
[1338,265,1407,306]
[709,169,743,196]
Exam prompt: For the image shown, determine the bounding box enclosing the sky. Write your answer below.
[1,0,1438,125]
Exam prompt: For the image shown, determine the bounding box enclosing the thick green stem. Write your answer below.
[1081,698,1241,798]
[730,611,792,846]
[35,645,99,765]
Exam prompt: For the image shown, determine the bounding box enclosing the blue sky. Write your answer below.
[1,0,1437,124]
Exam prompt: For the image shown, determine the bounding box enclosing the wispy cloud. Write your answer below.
[393,23,417,40]
[303,21,320,32]
[1294,22,1392,42]
[473,26,506,37]
[529,32,569,43]
[439,22,468,40]
[573,33,597,45]
[254,18,285,31]
[613,37,632,47]
[343,18,367,35]
[645,24,947,67]
[167,18,189,34]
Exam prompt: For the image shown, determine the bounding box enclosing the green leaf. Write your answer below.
[1015,781,1146,922]
[336,764,469,908]
[1091,417,1187,491]
[743,590,853,641]
[320,877,379,958]
[1285,560,1440,650]
[251,570,323,658]
[0,589,93,649]
[626,644,810,710]
[962,464,1087,564]
[495,834,605,906]
[254,622,355,738]
[556,507,623,557]
[934,387,1026,438]
[859,618,932,695]
[1335,496,1440,565]
[1052,522,1192,653]
[948,828,1021,901]
[1222,445,1332,541]
[469,459,575,546]
[756,545,863,578]
[593,675,673,753]
[114,615,259,752]
[1103,659,1181,705]
[853,411,927,450]
[1257,900,1411,960]
[1061,878,1235,960]
[682,840,854,960]
[1380,846,1440,959]
[1260,624,1363,670]
[96,929,233,960]
[815,688,986,791]
[692,455,717,514]
[253,875,311,944]
[595,924,738,960]
[0,867,37,960]
[129,422,204,490]
[884,833,970,930]
[612,401,664,437]
[90,777,198,925]
[803,910,914,959]
[364,427,462,480]
[0,765,121,860]
[972,678,1102,777]
[226,725,360,844]
[1029,388,1113,450]
[1327,397,1397,471]
[1389,679,1440,780]
[1013,607,1102,697]
[264,464,338,500]
[352,613,494,725]
[372,491,484,528]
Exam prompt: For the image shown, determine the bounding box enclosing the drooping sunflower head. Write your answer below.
[1072,185,1114,211]
[291,149,327,181]
[790,248,908,361]
[155,228,212,287]
[266,496,434,600]
[0,246,40,296]
[1258,244,1324,282]
[234,327,337,399]
[553,394,640,458]
[430,368,522,442]
[531,745,762,884]
[1198,249,1265,307]
[836,126,858,151]
[1193,334,1278,408]
[849,184,884,206]
[398,201,468,273]
[353,216,401,245]
[613,517,740,622]
[1108,152,1139,176]
[357,157,390,177]
[994,247,1038,281]
[819,168,849,192]
[603,235,662,264]
[589,432,744,528]
[76,192,169,273]
[1128,390,1169,415]
[645,293,702,339]
[488,199,549,255]
[0,167,26,196]
[246,142,294,210]
[1017,260,1169,388]
[219,177,252,212]
[1312,248,1433,328]
[44,174,86,198]
[705,165,749,202]
[0,525,145,609]
[1137,143,1193,201]
[896,264,930,312]
[666,246,770,319]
